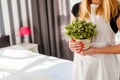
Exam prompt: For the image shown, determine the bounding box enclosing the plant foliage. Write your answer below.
[65,18,97,40]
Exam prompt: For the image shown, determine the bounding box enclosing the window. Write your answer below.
[71,0,81,6]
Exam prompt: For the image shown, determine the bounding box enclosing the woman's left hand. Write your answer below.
[80,48,95,56]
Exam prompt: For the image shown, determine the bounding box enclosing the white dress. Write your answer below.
[73,4,120,80]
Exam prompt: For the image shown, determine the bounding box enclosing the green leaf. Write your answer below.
[65,18,97,39]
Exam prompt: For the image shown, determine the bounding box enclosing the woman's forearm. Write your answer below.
[93,44,120,54]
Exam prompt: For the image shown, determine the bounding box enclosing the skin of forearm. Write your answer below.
[93,44,120,54]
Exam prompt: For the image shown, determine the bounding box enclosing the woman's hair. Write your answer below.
[79,0,120,21]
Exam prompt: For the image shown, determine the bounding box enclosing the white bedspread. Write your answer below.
[0,49,72,80]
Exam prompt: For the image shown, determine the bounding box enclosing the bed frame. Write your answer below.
[0,35,10,48]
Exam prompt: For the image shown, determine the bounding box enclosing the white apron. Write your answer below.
[73,4,120,80]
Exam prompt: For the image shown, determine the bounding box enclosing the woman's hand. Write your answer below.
[81,48,95,56]
[69,38,96,56]
[69,38,84,53]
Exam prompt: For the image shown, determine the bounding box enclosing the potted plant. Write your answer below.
[65,18,97,50]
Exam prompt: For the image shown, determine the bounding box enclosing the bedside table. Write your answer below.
[20,43,38,53]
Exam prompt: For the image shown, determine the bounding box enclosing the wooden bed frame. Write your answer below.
[0,35,10,48]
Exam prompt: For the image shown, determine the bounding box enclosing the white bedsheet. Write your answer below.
[0,48,72,80]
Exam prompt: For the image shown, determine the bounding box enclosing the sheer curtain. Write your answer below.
[58,0,73,60]
[31,0,73,60]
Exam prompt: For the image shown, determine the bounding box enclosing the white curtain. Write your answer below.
[58,0,73,60]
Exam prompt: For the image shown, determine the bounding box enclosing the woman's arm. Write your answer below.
[116,16,120,30]
[82,44,120,55]
[82,16,120,55]
[70,13,76,22]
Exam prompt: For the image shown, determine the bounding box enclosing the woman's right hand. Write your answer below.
[69,38,84,53]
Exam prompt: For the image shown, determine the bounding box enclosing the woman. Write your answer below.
[69,0,120,80]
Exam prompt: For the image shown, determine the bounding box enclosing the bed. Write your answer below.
[0,36,73,80]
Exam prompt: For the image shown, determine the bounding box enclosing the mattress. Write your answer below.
[0,45,73,80]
